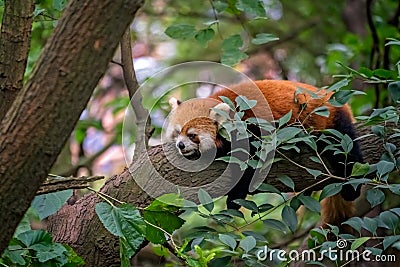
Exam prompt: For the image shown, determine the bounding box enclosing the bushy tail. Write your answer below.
[321,195,355,229]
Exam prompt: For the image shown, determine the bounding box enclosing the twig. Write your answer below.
[209,0,224,40]
[120,28,153,161]
[37,175,104,195]
[366,0,382,108]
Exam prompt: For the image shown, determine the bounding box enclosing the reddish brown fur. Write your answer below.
[174,80,356,227]
[180,117,218,143]
[209,80,354,130]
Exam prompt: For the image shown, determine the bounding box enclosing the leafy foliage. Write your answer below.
[1,230,84,266]
[163,0,279,66]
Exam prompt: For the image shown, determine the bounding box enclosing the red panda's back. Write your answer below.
[210,80,352,130]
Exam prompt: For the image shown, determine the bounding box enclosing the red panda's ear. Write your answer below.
[209,103,231,126]
[169,97,181,110]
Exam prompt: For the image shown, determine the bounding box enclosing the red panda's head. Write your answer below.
[164,97,230,158]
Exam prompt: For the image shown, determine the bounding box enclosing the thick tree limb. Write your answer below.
[47,124,399,266]
[0,0,144,253]
[0,0,34,120]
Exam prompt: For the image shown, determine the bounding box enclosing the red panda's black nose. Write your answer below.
[177,141,185,150]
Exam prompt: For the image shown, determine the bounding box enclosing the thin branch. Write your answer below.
[366,0,382,108]
[37,175,105,195]
[120,27,153,161]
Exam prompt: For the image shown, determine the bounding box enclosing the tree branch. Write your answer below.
[47,123,399,265]
[37,175,104,195]
[0,0,144,254]
[120,28,153,160]
[0,0,35,121]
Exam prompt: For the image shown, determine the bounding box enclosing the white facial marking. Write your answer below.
[198,133,216,152]
[187,128,196,135]
[176,135,198,156]
[164,123,181,141]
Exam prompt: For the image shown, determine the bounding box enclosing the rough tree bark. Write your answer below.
[0,0,34,121]
[0,0,144,253]
[46,125,399,266]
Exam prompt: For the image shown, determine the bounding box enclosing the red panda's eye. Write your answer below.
[188,134,197,141]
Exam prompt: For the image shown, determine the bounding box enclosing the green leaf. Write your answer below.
[388,82,400,103]
[239,236,256,253]
[17,230,52,247]
[320,183,342,200]
[383,235,400,250]
[312,106,330,117]
[340,134,353,153]
[235,95,257,111]
[379,211,399,231]
[257,203,274,213]
[219,96,236,110]
[263,219,287,232]
[358,67,374,78]
[219,234,237,250]
[235,0,266,17]
[373,69,395,79]
[362,217,378,235]
[329,90,355,106]
[120,238,133,267]
[327,78,350,92]
[277,127,302,143]
[278,110,292,127]
[95,202,145,257]
[3,246,26,265]
[31,190,73,220]
[220,209,245,219]
[277,175,295,190]
[372,125,386,138]
[351,237,370,250]
[53,0,67,11]
[351,162,370,177]
[310,228,328,245]
[221,49,248,66]
[35,243,66,263]
[376,160,395,178]
[221,34,248,66]
[222,34,243,51]
[195,28,215,47]
[251,33,279,45]
[282,206,297,233]
[165,24,197,39]
[232,199,258,212]
[299,195,321,213]
[257,183,281,194]
[342,217,363,233]
[143,210,184,244]
[366,188,385,208]
[198,189,214,213]
[306,168,322,178]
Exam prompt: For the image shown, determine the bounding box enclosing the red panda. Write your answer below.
[165,80,363,228]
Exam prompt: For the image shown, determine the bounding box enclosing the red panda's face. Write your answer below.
[165,97,231,159]
[175,117,218,158]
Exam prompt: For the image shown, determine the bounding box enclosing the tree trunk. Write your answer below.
[0,0,34,120]
[0,0,144,253]
[47,126,399,266]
